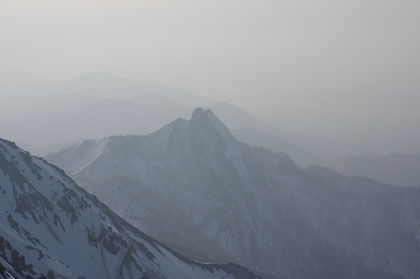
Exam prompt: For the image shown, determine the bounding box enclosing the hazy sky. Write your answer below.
[1,0,419,149]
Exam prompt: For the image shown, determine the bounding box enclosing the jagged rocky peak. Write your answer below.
[186,107,239,148]
[141,107,239,154]
[191,107,216,124]
[190,107,232,133]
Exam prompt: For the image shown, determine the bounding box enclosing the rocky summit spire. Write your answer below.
[189,107,237,144]
[190,107,220,127]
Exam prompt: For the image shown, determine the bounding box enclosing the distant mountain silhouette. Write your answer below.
[330,153,420,186]
[1,72,321,165]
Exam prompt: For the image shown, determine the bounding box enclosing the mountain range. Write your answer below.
[3,71,419,162]
[47,108,420,279]
[0,73,321,167]
[329,153,420,186]
[0,137,256,279]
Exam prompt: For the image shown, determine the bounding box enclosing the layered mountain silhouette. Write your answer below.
[330,153,420,186]
[48,108,420,279]
[0,72,321,166]
[0,138,256,279]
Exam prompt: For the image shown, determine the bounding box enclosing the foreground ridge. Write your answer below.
[0,138,256,279]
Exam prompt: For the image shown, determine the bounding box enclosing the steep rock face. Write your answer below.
[0,138,256,279]
[48,108,420,279]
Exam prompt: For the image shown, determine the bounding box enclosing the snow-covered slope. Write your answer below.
[48,108,420,279]
[0,138,256,279]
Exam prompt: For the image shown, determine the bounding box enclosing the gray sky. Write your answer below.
[1,0,419,152]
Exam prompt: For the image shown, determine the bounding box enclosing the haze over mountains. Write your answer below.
[2,72,419,164]
[2,71,418,184]
[330,153,420,187]
[0,137,256,279]
[0,72,323,167]
[2,1,419,278]
[47,108,420,279]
